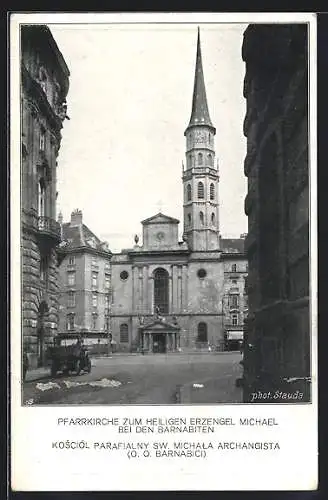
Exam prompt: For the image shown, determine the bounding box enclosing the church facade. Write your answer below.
[109,30,247,353]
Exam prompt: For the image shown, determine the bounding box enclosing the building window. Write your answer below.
[68,291,75,307]
[197,322,208,343]
[66,313,75,331]
[92,313,98,330]
[187,213,192,226]
[120,323,129,343]
[120,270,129,281]
[197,181,204,199]
[105,274,111,289]
[199,211,204,225]
[229,294,239,309]
[187,184,192,201]
[232,279,237,284]
[197,268,207,279]
[92,293,98,308]
[39,129,46,151]
[67,271,75,286]
[231,314,238,326]
[154,267,169,314]
[210,183,215,200]
[207,153,212,166]
[231,264,237,272]
[38,178,46,218]
[104,315,110,332]
[211,212,215,225]
[198,152,203,165]
[92,271,98,288]
[68,256,75,265]
[105,294,110,310]
[105,261,110,271]
[245,263,248,272]
[39,67,48,93]
[40,255,48,282]
[243,295,248,309]
[91,255,97,266]
[244,276,249,293]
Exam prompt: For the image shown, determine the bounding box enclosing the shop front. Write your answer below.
[225,328,244,351]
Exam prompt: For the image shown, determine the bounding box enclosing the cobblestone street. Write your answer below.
[22,352,243,405]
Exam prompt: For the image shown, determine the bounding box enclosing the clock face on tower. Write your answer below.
[156,231,165,241]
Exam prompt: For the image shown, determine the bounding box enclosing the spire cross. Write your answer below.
[156,200,163,212]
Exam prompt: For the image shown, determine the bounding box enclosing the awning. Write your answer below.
[227,330,244,341]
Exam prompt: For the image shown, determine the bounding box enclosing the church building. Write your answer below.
[109,29,247,353]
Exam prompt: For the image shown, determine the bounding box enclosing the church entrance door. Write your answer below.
[152,333,166,353]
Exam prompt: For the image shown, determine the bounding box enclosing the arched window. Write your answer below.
[187,184,192,201]
[154,268,169,314]
[199,211,204,225]
[198,152,203,165]
[120,324,129,343]
[187,213,192,226]
[197,181,204,199]
[210,183,215,200]
[197,322,208,343]
[232,264,237,272]
[207,153,213,166]
[211,212,215,225]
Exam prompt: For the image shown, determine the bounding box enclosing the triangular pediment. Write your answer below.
[141,212,179,225]
[141,318,180,331]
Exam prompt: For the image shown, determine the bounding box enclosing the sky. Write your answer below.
[50,23,248,252]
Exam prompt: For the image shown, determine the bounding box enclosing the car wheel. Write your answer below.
[75,359,81,376]
[51,362,58,378]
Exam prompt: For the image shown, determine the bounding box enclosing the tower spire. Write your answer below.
[185,28,214,133]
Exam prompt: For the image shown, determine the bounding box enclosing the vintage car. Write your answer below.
[47,336,92,377]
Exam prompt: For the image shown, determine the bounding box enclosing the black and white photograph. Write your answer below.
[18,19,313,407]
[10,12,318,492]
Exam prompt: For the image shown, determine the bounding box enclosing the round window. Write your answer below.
[120,270,129,281]
[197,269,207,279]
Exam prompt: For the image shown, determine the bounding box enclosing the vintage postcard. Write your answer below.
[10,12,317,491]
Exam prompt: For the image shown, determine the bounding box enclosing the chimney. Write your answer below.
[70,209,83,226]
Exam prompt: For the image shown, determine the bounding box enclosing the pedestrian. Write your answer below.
[23,351,29,382]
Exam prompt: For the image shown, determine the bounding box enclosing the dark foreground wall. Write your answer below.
[242,24,310,402]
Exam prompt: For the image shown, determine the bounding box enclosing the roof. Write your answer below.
[21,25,70,88]
[185,28,215,133]
[141,212,180,225]
[220,238,245,254]
[59,222,111,254]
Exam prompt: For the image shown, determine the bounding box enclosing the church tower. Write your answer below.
[182,28,220,251]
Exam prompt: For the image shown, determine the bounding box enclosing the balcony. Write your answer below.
[37,216,61,244]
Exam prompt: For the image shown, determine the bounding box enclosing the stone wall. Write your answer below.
[22,228,59,368]
[21,26,70,369]
[242,24,310,401]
